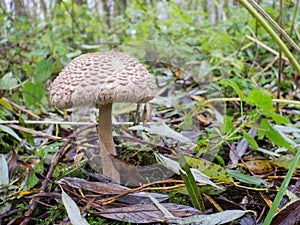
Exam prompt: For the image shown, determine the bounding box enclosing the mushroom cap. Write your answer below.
[48,52,157,108]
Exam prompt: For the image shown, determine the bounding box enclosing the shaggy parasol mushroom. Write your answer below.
[48,52,157,182]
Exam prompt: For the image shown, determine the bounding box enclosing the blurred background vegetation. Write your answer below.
[0,0,298,110]
[0,0,298,111]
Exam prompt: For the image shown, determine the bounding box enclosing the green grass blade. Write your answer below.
[177,146,205,211]
[262,147,300,225]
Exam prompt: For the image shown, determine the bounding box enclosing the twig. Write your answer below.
[0,120,138,126]
[239,0,300,74]
[246,0,300,54]
[98,179,183,206]
[2,97,40,120]
[6,124,63,141]
[245,35,289,61]
[5,123,98,149]
[20,138,73,224]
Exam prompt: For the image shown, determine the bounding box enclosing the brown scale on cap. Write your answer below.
[48,52,157,183]
[48,52,157,108]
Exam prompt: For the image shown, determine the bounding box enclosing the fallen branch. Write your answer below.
[20,138,73,224]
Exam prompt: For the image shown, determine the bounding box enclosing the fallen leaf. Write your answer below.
[61,189,89,225]
[168,209,248,225]
[245,160,274,174]
[197,114,212,125]
[186,156,234,183]
[155,154,222,189]
[130,119,196,147]
[57,177,169,204]
[97,203,202,223]
[110,155,147,186]
[147,193,175,219]
[227,170,271,187]
[0,154,11,214]
[271,200,300,225]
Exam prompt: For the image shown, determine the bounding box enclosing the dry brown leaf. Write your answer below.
[271,200,300,225]
[58,177,129,195]
[96,203,202,223]
[110,155,147,186]
[57,177,169,204]
[259,192,274,210]
[196,114,212,125]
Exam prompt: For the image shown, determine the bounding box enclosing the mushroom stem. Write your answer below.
[98,103,120,182]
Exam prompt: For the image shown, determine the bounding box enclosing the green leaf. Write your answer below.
[242,129,258,150]
[246,90,272,113]
[35,159,45,173]
[259,119,294,152]
[23,81,45,107]
[267,112,290,124]
[227,170,271,187]
[38,142,62,158]
[186,156,234,183]
[0,72,19,90]
[177,148,205,210]
[27,173,39,190]
[0,125,21,142]
[181,115,193,131]
[271,157,300,170]
[18,116,34,145]
[227,80,246,100]
[28,49,50,59]
[221,115,234,134]
[35,60,53,83]
[0,99,13,111]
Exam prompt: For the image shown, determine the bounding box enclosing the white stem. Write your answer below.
[97,103,120,182]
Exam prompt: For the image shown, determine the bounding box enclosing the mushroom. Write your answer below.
[48,52,157,182]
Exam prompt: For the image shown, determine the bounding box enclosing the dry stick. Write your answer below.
[247,0,300,54]
[245,35,289,62]
[98,179,183,207]
[5,123,98,149]
[0,119,138,126]
[2,97,40,120]
[20,138,72,225]
[242,35,286,79]
[7,123,63,141]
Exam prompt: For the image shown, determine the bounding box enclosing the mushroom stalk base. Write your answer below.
[98,103,120,182]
